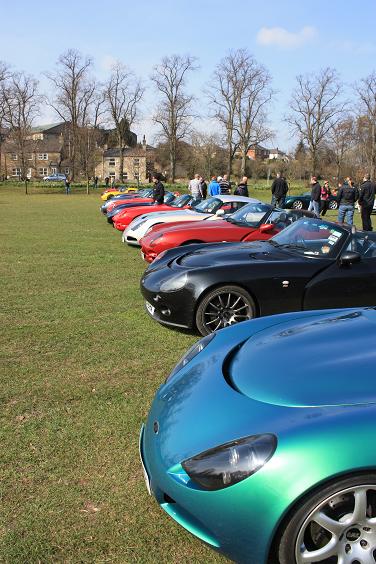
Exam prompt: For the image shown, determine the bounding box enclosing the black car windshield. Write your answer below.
[171,194,191,208]
[225,202,271,226]
[194,197,223,214]
[270,218,348,258]
[163,192,175,204]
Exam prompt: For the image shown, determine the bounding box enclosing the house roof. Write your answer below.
[30,123,63,133]
[3,137,63,153]
[103,147,152,158]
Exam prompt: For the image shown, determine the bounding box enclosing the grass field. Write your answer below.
[0,188,224,563]
[0,187,361,563]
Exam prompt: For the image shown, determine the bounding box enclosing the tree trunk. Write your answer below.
[119,137,124,182]
[170,144,175,183]
[371,121,375,179]
[227,143,233,178]
[240,147,247,177]
[86,177,89,195]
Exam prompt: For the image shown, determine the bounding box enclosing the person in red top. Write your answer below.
[320,180,331,216]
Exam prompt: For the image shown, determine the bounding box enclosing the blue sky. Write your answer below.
[1,0,376,151]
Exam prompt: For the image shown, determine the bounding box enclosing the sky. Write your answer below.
[1,0,376,152]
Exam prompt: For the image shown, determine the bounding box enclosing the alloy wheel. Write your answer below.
[203,291,253,332]
[295,485,376,563]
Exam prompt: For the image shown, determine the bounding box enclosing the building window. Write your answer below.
[12,168,21,176]
[27,168,32,178]
[51,167,57,174]
[27,153,34,161]
[122,172,128,180]
[108,158,116,166]
[38,167,48,176]
[109,172,116,178]
[33,133,43,141]
[37,153,48,160]
[133,158,140,165]
[133,172,140,180]
[64,168,70,175]
[11,153,18,161]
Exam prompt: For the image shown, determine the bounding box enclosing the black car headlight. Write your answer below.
[160,272,188,292]
[182,434,277,490]
[166,333,215,382]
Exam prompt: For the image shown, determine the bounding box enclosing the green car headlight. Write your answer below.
[160,272,188,292]
[166,333,216,382]
[182,434,277,490]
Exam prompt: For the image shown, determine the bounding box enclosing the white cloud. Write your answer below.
[256,26,317,49]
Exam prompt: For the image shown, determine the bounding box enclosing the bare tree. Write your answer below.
[151,54,197,183]
[77,91,106,193]
[208,52,241,177]
[286,68,346,175]
[355,72,376,177]
[46,49,95,179]
[0,61,11,180]
[328,116,355,181]
[233,50,274,176]
[190,132,226,178]
[1,71,40,192]
[104,62,144,181]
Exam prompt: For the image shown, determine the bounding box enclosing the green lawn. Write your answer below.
[0,187,362,563]
[0,188,224,563]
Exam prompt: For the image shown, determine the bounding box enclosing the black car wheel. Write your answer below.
[195,285,255,335]
[328,200,338,210]
[292,199,304,210]
[277,473,376,564]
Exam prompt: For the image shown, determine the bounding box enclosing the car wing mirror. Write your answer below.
[338,251,361,266]
[260,223,274,233]
[216,209,225,216]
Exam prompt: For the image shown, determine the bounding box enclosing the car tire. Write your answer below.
[328,200,338,210]
[292,200,304,210]
[277,473,376,564]
[195,285,255,336]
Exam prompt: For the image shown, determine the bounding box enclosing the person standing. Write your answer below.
[308,176,321,217]
[64,177,71,195]
[271,172,288,208]
[152,173,165,204]
[105,176,109,188]
[188,174,202,200]
[358,173,376,231]
[111,176,115,188]
[337,177,359,225]
[93,176,99,189]
[208,176,221,196]
[219,174,231,194]
[234,176,249,197]
[320,180,331,216]
[199,176,207,199]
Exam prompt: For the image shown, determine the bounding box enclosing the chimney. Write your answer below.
[142,135,146,151]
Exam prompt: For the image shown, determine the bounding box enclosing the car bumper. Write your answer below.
[140,280,195,329]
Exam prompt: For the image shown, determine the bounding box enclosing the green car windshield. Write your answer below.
[270,218,348,258]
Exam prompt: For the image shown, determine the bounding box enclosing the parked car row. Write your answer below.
[99,187,376,563]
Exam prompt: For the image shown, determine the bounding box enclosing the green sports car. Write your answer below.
[140,307,376,563]
[284,192,339,210]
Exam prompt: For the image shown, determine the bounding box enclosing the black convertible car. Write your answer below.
[140,217,376,334]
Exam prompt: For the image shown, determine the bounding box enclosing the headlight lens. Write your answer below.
[160,272,188,292]
[166,333,215,382]
[182,434,277,490]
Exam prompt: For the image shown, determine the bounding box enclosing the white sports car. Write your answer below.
[122,195,260,246]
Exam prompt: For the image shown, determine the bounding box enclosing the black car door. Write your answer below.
[304,233,376,310]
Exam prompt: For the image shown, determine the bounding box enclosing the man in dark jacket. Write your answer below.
[271,172,288,207]
[219,174,231,194]
[358,174,376,231]
[234,176,249,197]
[152,174,165,204]
[337,177,359,225]
[308,176,321,217]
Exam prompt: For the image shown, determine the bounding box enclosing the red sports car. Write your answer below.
[112,194,197,232]
[140,203,314,262]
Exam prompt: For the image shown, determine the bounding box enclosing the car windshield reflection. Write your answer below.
[194,197,222,214]
[225,203,271,226]
[270,219,348,258]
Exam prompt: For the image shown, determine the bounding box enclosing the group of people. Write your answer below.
[187,174,251,199]
[308,174,376,231]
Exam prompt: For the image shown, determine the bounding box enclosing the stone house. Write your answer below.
[95,137,155,183]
